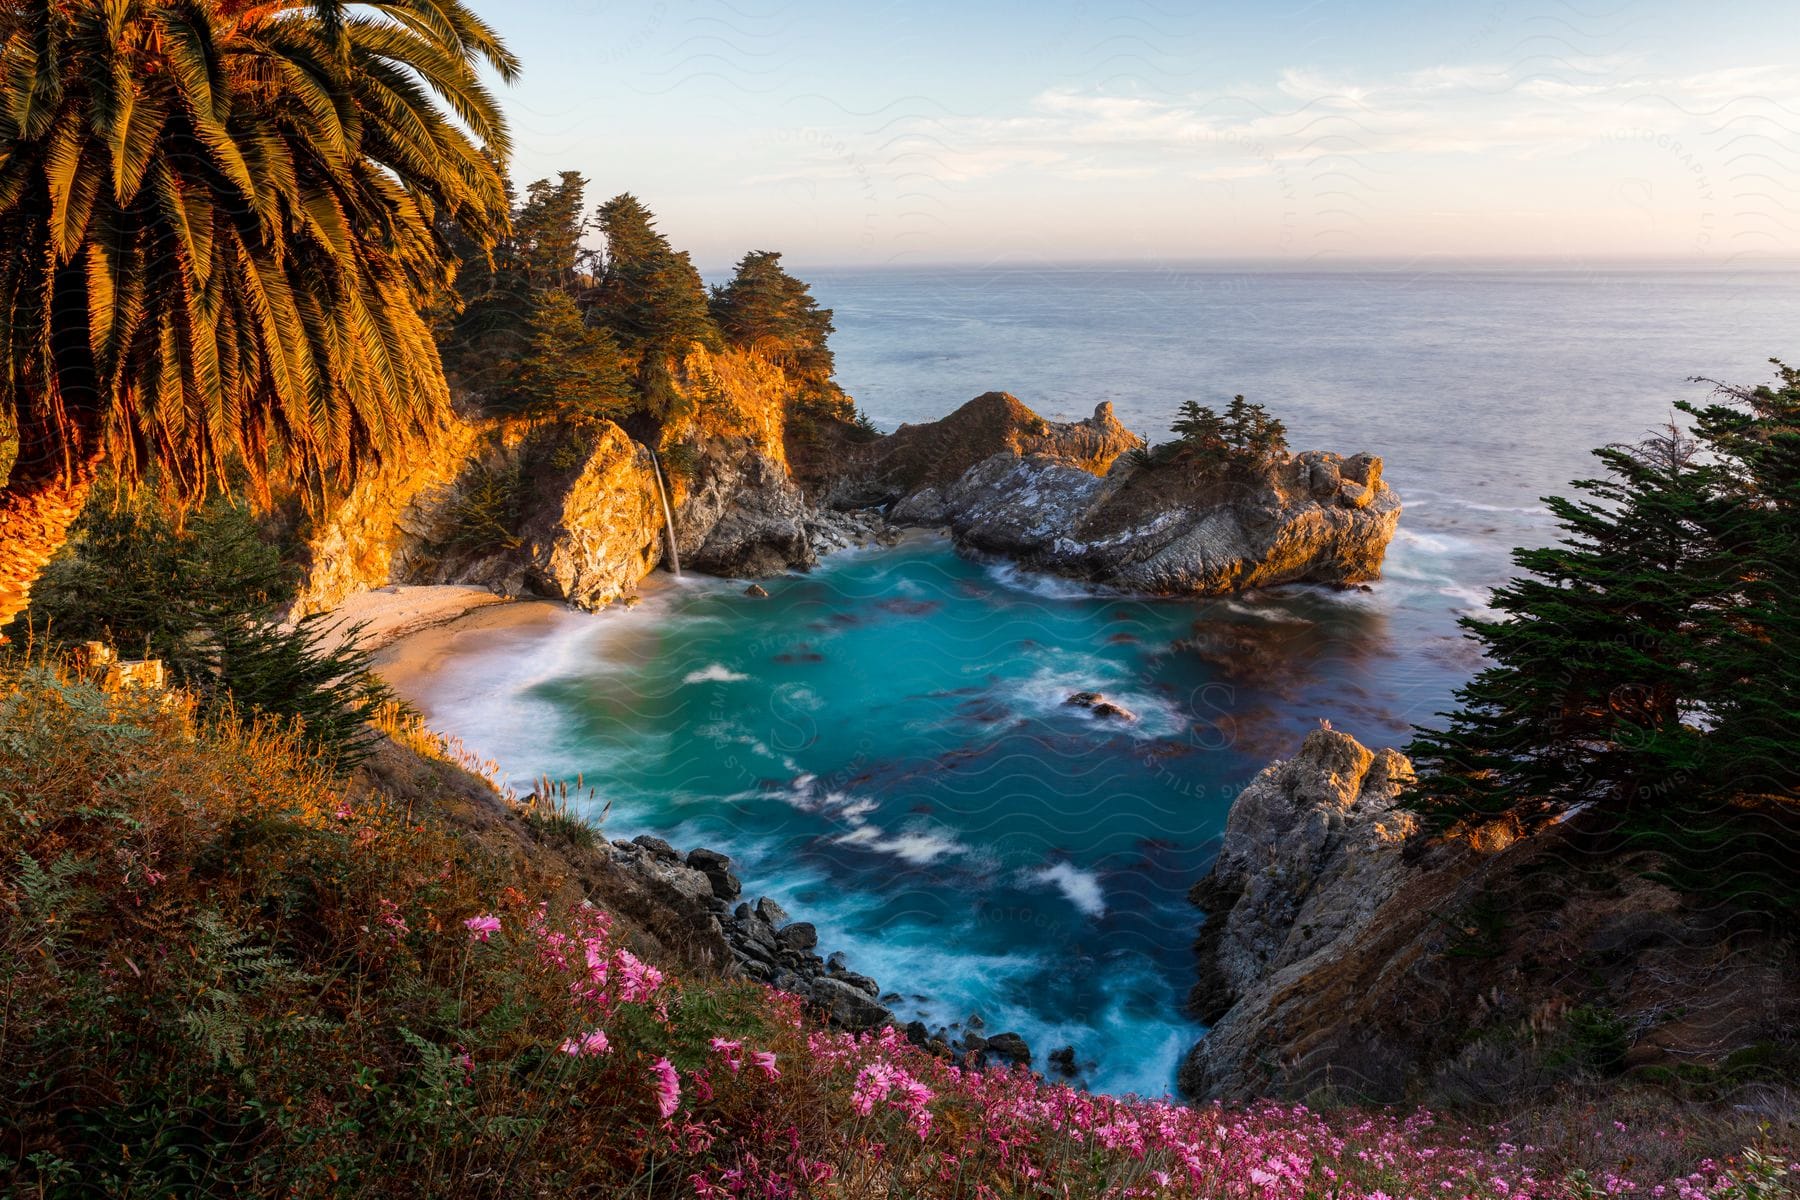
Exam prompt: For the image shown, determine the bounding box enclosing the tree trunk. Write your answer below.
[0,461,98,636]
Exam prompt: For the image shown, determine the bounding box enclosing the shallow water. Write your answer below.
[413,264,1800,1096]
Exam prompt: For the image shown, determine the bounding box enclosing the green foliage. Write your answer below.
[590,193,722,397]
[495,292,634,420]
[1409,362,1800,841]
[10,488,393,771]
[443,171,596,402]
[438,460,527,558]
[711,250,851,417]
[1139,396,1289,475]
[12,488,293,664]
[212,615,400,773]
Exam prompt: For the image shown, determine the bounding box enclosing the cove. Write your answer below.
[404,531,1429,1096]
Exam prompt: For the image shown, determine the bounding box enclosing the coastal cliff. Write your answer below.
[1180,730,1800,1105]
[828,392,1402,595]
[289,346,884,616]
[293,378,1400,614]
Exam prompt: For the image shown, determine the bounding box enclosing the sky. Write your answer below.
[482,1,1800,271]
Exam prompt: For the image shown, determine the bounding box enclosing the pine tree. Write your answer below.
[1168,401,1228,462]
[444,172,596,401]
[1680,363,1800,799]
[1408,425,1728,823]
[710,251,848,415]
[498,292,633,420]
[591,194,720,358]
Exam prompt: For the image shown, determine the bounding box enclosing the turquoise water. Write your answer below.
[414,264,1800,1097]
[415,534,1405,1095]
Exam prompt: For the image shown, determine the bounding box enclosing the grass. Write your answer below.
[0,658,1791,1197]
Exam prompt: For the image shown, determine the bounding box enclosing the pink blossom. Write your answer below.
[559,1030,611,1058]
[752,1050,779,1079]
[651,1057,680,1119]
[464,914,502,942]
[709,1038,744,1073]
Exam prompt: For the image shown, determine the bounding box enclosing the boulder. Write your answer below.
[754,896,790,926]
[811,976,895,1032]
[776,921,818,952]
[984,1032,1032,1066]
[634,834,682,862]
[744,583,770,597]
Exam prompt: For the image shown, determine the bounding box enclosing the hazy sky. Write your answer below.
[485,1,1800,271]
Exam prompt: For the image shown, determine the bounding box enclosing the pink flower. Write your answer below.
[377,899,409,942]
[651,1057,680,1119]
[752,1050,779,1079]
[559,1030,611,1058]
[709,1038,744,1073]
[615,949,665,1004]
[464,914,502,942]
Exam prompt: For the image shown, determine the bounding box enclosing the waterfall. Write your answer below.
[647,448,682,576]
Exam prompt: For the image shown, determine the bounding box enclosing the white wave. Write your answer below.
[683,663,750,684]
[832,824,963,865]
[1009,663,1184,739]
[982,560,1100,601]
[1441,584,1505,621]
[1031,862,1106,918]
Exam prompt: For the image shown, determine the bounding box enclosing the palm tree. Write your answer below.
[0,0,518,630]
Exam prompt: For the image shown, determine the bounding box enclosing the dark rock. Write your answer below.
[687,847,732,873]
[961,1034,988,1055]
[704,869,742,902]
[1048,1046,1078,1077]
[904,1020,930,1046]
[754,896,790,926]
[833,971,880,998]
[733,902,753,921]
[632,834,681,861]
[776,921,818,952]
[812,976,895,1031]
[744,583,770,598]
[1065,691,1137,721]
[825,950,848,973]
[985,1032,1032,1066]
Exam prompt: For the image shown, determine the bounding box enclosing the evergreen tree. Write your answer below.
[9,488,390,771]
[444,172,594,400]
[1408,425,1729,823]
[1169,401,1228,461]
[1680,362,1800,799]
[711,251,848,415]
[1222,395,1289,467]
[591,194,720,359]
[497,292,633,420]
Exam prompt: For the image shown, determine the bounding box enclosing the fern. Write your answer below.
[180,912,321,1068]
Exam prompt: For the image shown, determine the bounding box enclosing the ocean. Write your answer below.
[406,263,1800,1097]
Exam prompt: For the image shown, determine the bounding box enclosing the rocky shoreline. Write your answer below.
[604,834,1044,1073]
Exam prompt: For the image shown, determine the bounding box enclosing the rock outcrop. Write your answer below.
[829,392,1401,595]
[1178,729,1418,1098]
[605,838,899,1034]
[290,417,665,617]
[1179,730,1800,1105]
[291,347,895,616]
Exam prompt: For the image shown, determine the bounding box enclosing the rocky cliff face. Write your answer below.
[291,347,885,616]
[290,416,665,617]
[830,392,1401,595]
[1179,730,1800,1105]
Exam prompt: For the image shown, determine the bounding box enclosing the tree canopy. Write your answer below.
[0,0,518,629]
[1408,363,1800,829]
